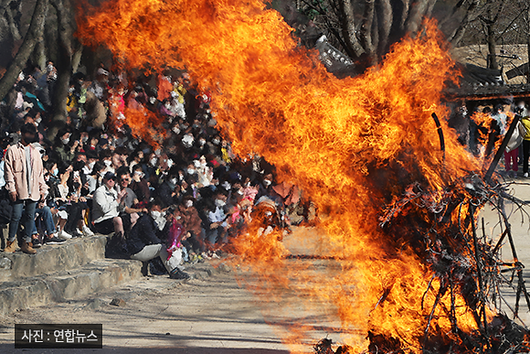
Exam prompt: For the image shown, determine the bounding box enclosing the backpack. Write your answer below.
[506,121,527,153]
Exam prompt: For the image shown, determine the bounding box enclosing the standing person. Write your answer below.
[4,124,48,254]
[519,102,530,177]
[504,111,526,178]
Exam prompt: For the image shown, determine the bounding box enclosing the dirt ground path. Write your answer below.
[479,180,530,326]
[0,180,530,353]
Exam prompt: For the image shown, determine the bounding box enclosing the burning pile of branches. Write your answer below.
[314,143,530,353]
[375,175,530,353]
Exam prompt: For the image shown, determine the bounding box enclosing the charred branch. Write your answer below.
[431,112,445,155]
[484,114,521,183]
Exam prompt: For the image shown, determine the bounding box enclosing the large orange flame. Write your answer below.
[76,0,487,352]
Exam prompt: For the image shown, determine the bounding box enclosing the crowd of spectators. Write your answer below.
[0,63,301,279]
[450,99,530,178]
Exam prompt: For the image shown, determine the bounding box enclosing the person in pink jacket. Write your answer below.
[4,123,48,254]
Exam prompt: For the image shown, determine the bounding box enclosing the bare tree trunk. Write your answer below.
[337,0,365,58]
[375,0,392,57]
[360,0,376,65]
[48,0,74,139]
[527,37,530,84]
[0,0,48,102]
[527,7,530,84]
[72,43,83,73]
[386,0,409,53]
[395,0,410,34]
[404,0,432,36]
[425,0,437,19]
[484,1,506,71]
[487,23,498,70]
[33,37,46,70]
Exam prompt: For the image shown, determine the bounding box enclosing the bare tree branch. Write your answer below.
[439,0,467,27]
[4,4,20,41]
[447,0,480,44]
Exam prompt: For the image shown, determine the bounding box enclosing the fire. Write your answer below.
[76,0,493,352]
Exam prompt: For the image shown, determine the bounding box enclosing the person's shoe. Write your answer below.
[82,225,94,236]
[58,230,72,240]
[31,236,42,249]
[4,240,16,253]
[524,172,529,178]
[44,234,67,245]
[20,240,37,254]
[169,268,191,280]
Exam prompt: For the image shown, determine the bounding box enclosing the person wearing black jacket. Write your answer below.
[127,200,189,279]
[155,167,181,208]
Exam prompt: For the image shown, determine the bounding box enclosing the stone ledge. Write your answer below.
[0,258,142,316]
[0,234,108,282]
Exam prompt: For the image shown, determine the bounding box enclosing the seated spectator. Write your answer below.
[130,164,150,207]
[92,172,126,237]
[156,167,181,208]
[129,150,144,173]
[205,189,229,249]
[32,202,66,246]
[127,200,190,279]
[117,169,147,230]
[54,165,74,239]
[255,172,274,201]
[176,196,205,258]
[54,129,79,164]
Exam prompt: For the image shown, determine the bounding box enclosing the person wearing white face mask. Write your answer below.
[186,162,197,178]
[256,172,274,201]
[127,200,190,280]
[155,167,181,208]
[206,190,229,249]
[177,196,205,257]
[182,133,194,149]
[130,165,150,206]
[83,151,98,176]
[86,160,106,195]
[196,156,212,188]
[148,154,158,168]
[54,130,78,164]
[92,172,127,246]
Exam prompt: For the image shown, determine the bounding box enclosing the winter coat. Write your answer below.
[4,142,48,201]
